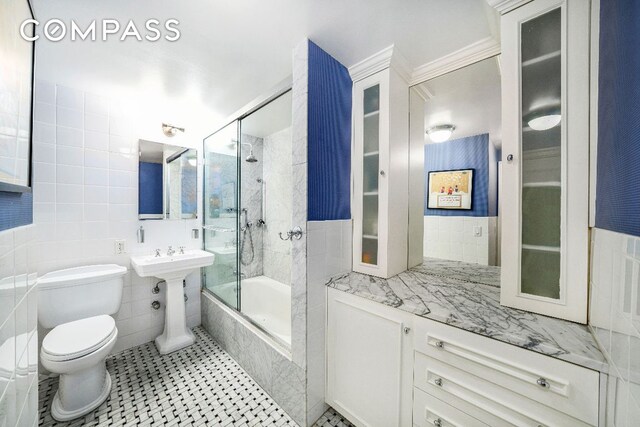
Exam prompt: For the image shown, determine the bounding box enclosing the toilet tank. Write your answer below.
[38,264,127,328]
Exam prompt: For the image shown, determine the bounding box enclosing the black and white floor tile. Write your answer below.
[38,327,352,427]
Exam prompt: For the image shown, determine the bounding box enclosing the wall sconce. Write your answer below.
[426,125,456,143]
[162,123,185,137]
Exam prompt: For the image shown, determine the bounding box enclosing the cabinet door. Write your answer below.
[352,71,390,277]
[500,0,590,322]
[326,288,413,427]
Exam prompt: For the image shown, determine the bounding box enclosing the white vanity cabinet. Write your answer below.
[499,0,591,322]
[351,66,409,279]
[326,288,414,427]
[326,289,600,426]
[412,318,599,427]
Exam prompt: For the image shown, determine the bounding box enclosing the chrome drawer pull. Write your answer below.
[403,326,411,334]
[433,419,442,427]
[434,378,443,387]
[434,340,444,349]
[536,377,550,388]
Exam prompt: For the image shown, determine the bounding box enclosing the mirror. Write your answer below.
[410,56,502,268]
[138,140,198,220]
[0,0,35,192]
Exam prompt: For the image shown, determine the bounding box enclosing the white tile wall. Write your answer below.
[0,225,39,427]
[590,228,640,426]
[32,81,203,357]
[423,216,497,265]
[306,219,352,425]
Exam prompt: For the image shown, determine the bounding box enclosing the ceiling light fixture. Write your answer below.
[525,107,561,131]
[162,123,185,137]
[426,125,456,143]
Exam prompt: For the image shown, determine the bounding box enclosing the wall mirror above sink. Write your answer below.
[138,140,198,220]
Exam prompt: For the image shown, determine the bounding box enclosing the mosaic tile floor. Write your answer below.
[39,327,352,427]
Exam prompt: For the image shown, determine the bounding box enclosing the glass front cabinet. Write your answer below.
[352,67,410,279]
[500,0,590,322]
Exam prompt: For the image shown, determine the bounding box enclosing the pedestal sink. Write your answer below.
[130,249,214,354]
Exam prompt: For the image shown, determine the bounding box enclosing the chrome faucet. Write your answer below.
[179,246,185,254]
[167,246,175,256]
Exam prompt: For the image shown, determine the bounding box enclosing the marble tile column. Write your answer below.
[290,39,309,370]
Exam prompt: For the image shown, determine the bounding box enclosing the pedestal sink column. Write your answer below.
[130,249,214,354]
[155,271,195,354]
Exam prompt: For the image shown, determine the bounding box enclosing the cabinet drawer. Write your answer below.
[413,317,599,425]
[414,351,591,427]
[413,387,489,427]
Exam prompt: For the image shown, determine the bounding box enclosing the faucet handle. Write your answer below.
[179,246,185,254]
[154,248,161,257]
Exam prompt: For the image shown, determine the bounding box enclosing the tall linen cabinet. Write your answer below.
[351,58,412,279]
[499,0,591,322]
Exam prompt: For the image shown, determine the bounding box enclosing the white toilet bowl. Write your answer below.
[40,315,118,421]
[38,264,126,421]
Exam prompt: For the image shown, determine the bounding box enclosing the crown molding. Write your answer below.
[486,0,532,14]
[412,83,433,102]
[409,36,501,86]
[348,44,412,83]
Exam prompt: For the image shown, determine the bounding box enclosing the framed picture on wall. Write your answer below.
[0,0,35,193]
[427,169,474,210]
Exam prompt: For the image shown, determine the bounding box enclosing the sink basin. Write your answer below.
[130,249,214,354]
[131,249,214,279]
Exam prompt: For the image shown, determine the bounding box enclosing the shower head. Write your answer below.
[246,149,258,163]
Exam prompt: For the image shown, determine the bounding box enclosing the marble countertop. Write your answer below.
[327,258,608,372]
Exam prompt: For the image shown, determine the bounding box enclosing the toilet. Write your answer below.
[38,264,126,421]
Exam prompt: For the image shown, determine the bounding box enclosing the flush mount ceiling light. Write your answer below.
[426,125,456,143]
[525,108,561,131]
[162,123,185,137]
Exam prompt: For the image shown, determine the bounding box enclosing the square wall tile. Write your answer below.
[35,81,55,105]
[56,85,84,110]
[56,127,83,148]
[84,131,109,151]
[85,113,109,133]
[85,93,109,116]
[56,107,84,129]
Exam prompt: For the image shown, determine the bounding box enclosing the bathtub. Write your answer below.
[241,276,291,346]
[207,275,291,346]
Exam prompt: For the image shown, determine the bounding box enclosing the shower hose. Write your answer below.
[240,221,255,266]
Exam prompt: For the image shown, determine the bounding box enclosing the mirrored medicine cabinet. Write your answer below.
[138,139,198,220]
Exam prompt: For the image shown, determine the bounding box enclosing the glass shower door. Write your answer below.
[203,121,241,309]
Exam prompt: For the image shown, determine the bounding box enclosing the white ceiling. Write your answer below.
[416,55,502,147]
[241,91,292,138]
[31,0,498,131]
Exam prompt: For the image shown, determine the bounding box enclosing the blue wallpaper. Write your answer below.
[138,162,163,215]
[0,191,33,231]
[307,40,352,221]
[595,0,640,237]
[424,134,490,217]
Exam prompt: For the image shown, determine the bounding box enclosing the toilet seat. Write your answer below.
[42,315,116,362]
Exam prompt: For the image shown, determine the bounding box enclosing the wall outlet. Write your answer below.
[473,226,482,237]
[115,239,126,254]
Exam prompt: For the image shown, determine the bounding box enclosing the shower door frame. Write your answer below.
[202,119,242,310]
[201,79,294,349]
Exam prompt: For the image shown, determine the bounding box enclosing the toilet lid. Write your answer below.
[42,315,117,362]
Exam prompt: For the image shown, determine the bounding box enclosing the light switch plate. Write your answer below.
[473,226,482,237]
